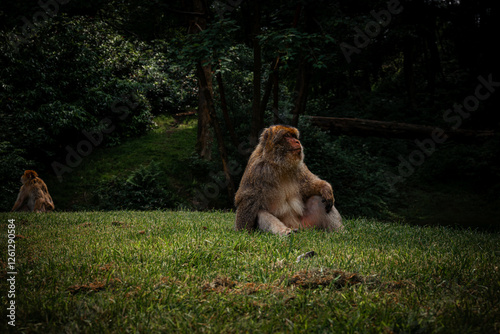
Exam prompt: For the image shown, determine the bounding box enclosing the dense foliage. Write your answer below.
[94,161,181,210]
[2,17,150,156]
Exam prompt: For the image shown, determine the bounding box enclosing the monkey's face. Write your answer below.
[21,170,38,185]
[284,132,302,158]
[261,125,304,165]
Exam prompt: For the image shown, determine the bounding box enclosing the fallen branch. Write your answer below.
[308,116,497,143]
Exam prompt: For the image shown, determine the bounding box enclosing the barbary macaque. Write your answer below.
[235,125,343,235]
[11,170,55,212]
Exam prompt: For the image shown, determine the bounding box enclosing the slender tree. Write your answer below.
[196,63,236,199]
[189,0,213,160]
[250,0,263,142]
[216,72,239,148]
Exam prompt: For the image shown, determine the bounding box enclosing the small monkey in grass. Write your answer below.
[11,170,55,212]
[235,125,343,235]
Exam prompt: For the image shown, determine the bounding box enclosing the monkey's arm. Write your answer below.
[40,181,55,211]
[46,194,55,211]
[11,187,27,212]
[299,166,334,212]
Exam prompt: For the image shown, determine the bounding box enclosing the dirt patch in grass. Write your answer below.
[288,269,364,289]
[202,269,409,295]
[201,276,281,295]
[289,269,411,291]
[202,276,237,292]
[67,278,122,294]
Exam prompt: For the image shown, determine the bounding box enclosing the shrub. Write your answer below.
[0,16,182,160]
[94,161,180,210]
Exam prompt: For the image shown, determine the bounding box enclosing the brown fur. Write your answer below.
[11,170,55,212]
[235,125,343,235]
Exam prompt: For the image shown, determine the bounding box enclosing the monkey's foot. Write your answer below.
[281,228,299,236]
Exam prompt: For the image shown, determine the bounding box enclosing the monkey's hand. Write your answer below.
[320,183,334,213]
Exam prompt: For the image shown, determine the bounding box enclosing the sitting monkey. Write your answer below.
[11,170,55,212]
[235,125,343,235]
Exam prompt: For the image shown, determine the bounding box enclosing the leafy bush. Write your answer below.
[94,161,180,210]
[0,16,196,163]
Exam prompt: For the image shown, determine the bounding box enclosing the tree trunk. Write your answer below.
[250,0,263,142]
[216,72,239,148]
[196,63,236,199]
[291,59,311,127]
[425,16,441,97]
[260,62,274,122]
[195,64,214,160]
[189,0,213,160]
[272,59,280,124]
[291,4,312,127]
[308,116,496,143]
[260,57,282,124]
[404,39,417,110]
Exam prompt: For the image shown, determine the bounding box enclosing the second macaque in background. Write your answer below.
[12,170,55,213]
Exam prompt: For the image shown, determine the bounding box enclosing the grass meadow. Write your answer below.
[1,211,499,333]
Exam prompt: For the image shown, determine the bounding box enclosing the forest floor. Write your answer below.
[1,211,498,333]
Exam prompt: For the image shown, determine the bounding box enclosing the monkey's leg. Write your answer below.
[257,210,296,236]
[302,196,344,232]
[44,195,55,211]
[326,205,344,232]
[33,198,47,212]
[33,201,42,212]
[11,199,24,212]
[11,191,27,212]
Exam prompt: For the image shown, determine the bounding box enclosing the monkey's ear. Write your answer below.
[259,127,271,145]
[286,126,300,139]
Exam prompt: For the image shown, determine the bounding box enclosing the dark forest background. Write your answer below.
[1,0,499,229]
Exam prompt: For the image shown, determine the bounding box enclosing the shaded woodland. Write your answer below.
[1,0,499,228]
